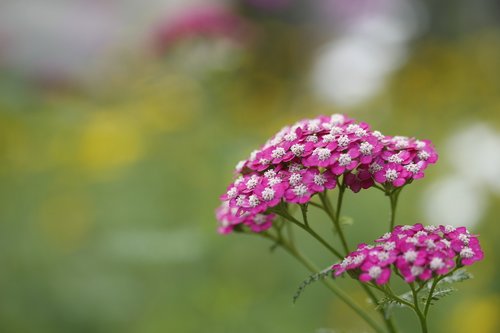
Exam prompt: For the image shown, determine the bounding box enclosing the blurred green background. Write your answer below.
[0,0,499,332]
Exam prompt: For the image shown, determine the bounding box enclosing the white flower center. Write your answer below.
[249,195,260,207]
[258,158,270,166]
[458,233,470,245]
[426,239,436,249]
[430,257,444,270]
[264,169,277,178]
[369,162,383,174]
[337,135,350,148]
[460,247,475,259]
[306,135,318,143]
[268,177,282,186]
[359,142,374,155]
[236,195,246,207]
[418,151,430,160]
[322,134,335,143]
[372,131,384,140]
[338,153,352,166]
[288,163,303,172]
[368,266,382,279]
[411,266,424,276]
[314,174,327,186]
[234,176,244,185]
[425,225,438,232]
[393,136,409,149]
[416,140,426,149]
[355,128,367,137]
[261,187,275,201]
[254,214,267,225]
[307,120,321,132]
[388,153,403,164]
[444,225,456,233]
[340,257,352,268]
[378,252,390,261]
[330,126,343,135]
[289,173,302,186]
[290,144,305,156]
[292,184,308,197]
[284,132,297,141]
[314,148,331,161]
[347,124,367,137]
[271,147,286,159]
[415,231,428,237]
[385,169,399,182]
[246,176,259,190]
[352,254,366,265]
[406,237,418,244]
[346,124,359,133]
[330,114,345,125]
[405,163,421,174]
[384,241,396,251]
[381,232,391,240]
[226,187,237,199]
[404,250,418,263]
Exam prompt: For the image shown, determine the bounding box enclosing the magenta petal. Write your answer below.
[359,273,371,282]
[376,269,391,285]
[393,178,406,187]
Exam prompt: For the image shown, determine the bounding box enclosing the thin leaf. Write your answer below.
[293,266,334,303]
[377,291,412,319]
[339,216,354,226]
[440,269,473,284]
[420,287,456,305]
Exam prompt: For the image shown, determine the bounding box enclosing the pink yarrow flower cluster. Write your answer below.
[331,224,484,285]
[216,114,438,234]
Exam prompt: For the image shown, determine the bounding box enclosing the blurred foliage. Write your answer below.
[0,2,499,333]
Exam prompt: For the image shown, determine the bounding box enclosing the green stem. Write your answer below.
[423,278,438,318]
[274,208,344,260]
[319,189,349,255]
[308,201,324,210]
[300,204,309,227]
[259,232,386,333]
[333,180,349,254]
[388,189,401,231]
[409,284,428,333]
[380,284,415,310]
[360,284,398,333]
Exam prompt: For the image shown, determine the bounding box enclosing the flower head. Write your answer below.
[331,224,483,284]
[217,114,438,233]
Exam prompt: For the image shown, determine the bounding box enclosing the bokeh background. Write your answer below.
[0,0,499,332]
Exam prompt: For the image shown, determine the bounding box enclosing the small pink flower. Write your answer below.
[216,202,245,234]
[374,163,406,187]
[285,182,313,204]
[345,168,374,193]
[244,213,275,232]
[303,168,337,193]
[330,148,360,175]
[356,135,383,164]
[359,261,391,285]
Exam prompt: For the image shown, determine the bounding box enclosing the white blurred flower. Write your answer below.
[310,0,425,107]
[423,176,487,230]
[446,123,500,193]
[422,123,500,230]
